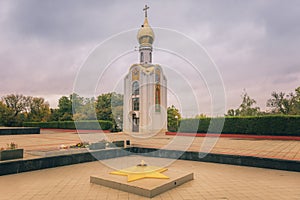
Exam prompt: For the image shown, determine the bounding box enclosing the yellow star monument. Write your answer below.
[110,160,169,182]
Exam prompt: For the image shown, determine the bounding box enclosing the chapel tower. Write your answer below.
[123,5,167,134]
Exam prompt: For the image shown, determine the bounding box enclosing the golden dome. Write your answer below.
[137,17,155,46]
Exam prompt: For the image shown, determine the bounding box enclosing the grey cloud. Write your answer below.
[0,0,299,112]
[7,1,116,43]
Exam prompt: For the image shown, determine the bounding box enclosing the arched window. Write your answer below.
[132,81,139,96]
[132,98,139,111]
[140,52,144,63]
[155,84,161,112]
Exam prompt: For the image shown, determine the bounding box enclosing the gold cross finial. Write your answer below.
[143,5,150,18]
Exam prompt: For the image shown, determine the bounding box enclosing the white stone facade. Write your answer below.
[123,13,167,134]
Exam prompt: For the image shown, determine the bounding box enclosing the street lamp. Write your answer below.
[117,116,121,131]
[175,115,178,131]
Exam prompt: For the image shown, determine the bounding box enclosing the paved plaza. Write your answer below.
[0,129,300,199]
[1,156,300,200]
[0,129,299,161]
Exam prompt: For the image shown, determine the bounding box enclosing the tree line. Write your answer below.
[0,93,123,127]
[226,86,300,116]
[0,86,299,127]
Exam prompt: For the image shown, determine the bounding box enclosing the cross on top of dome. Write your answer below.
[143,5,150,18]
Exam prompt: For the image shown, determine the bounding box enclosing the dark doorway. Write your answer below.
[132,113,139,132]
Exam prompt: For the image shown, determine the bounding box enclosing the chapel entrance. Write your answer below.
[132,113,139,132]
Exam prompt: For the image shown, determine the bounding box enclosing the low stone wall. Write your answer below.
[128,147,300,172]
[1,147,299,176]
[0,127,40,135]
[0,148,130,176]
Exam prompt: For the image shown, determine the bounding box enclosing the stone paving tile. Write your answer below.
[2,156,299,199]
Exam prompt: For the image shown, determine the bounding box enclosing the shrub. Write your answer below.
[23,120,113,130]
[178,116,300,136]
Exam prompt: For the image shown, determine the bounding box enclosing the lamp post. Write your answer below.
[175,115,178,131]
[117,116,121,131]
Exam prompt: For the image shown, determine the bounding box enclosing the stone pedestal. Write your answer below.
[0,149,23,161]
[90,168,193,198]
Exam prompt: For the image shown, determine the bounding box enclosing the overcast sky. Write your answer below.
[0,0,299,116]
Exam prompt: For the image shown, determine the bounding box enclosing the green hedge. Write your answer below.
[23,120,113,130]
[179,116,300,136]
